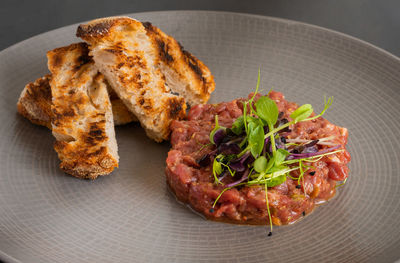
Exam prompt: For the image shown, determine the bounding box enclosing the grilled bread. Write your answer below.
[108,85,137,125]
[17,74,53,129]
[17,52,136,128]
[47,42,118,179]
[76,17,213,141]
[141,21,215,105]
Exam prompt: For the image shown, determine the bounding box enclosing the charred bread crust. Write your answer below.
[77,17,187,142]
[17,74,53,128]
[47,42,92,75]
[17,42,136,128]
[76,16,137,42]
[142,21,215,104]
[47,42,119,179]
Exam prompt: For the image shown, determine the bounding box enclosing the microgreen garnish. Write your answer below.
[336,177,348,188]
[206,71,344,235]
[210,115,226,145]
[212,154,224,185]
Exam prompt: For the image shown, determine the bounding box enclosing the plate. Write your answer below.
[1,11,400,263]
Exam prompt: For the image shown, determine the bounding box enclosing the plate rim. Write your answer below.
[1,10,399,263]
[1,10,400,65]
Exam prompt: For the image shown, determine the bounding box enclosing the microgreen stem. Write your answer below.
[269,123,276,154]
[264,183,273,235]
[237,146,250,158]
[264,121,291,140]
[196,142,214,153]
[282,150,344,164]
[221,163,236,177]
[336,177,348,188]
[243,102,249,135]
[239,137,248,148]
[212,183,247,208]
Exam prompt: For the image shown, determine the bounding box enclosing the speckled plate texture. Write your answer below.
[1,11,400,263]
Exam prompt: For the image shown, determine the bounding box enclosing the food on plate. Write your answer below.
[17,53,136,128]
[141,21,215,105]
[47,43,118,179]
[166,77,350,233]
[17,16,215,178]
[17,74,53,129]
[76,16,215,141]
[108,89,137,125]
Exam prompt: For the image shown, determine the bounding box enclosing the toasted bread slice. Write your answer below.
[108,84,137,125]
[17,50,136,128]
[47,42,118,179]
[17,74,53,129]
[76,17,189,142]
[142,22,215,105]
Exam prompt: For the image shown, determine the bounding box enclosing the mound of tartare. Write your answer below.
[166,90,350,231]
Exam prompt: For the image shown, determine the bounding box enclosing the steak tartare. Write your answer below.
[166,91,350,226]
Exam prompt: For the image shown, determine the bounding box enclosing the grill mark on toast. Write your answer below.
[142,21,215,105]
[17,60,136,128]
[77,17,186,141]
[167,97,186,119]
[47,42,119,179]
[143,22,174,64]
[76,21,114,38]
[181,48,205,82]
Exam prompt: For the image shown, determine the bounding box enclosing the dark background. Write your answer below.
[0,1,398,263]
[1,0,399,56]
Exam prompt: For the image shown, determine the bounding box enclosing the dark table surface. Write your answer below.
[1,0,399,56]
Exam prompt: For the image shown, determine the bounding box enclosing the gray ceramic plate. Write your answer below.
[1,11,400,263]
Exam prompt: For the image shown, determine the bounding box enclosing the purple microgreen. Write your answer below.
[218,143,241,155]
[207,71,340,235]
[209,115,226,145]
[287,145,341,160]
[229,151,251,172]
[213,129,226,146]
[225,169,250,188]
[304,139,319,148]
[275,136,286,150]
[303,145,318,154]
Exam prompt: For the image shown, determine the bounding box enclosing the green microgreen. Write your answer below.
[264,96,333,140]
[255,96,279,154]
[220,162,236,177]
[336,177,348,188]
[231,116,244,135]
[212,154,224,185]
[290,104,313,123]
[207,71,345,236]
[254,156,268,173]
[248,125,265,157]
